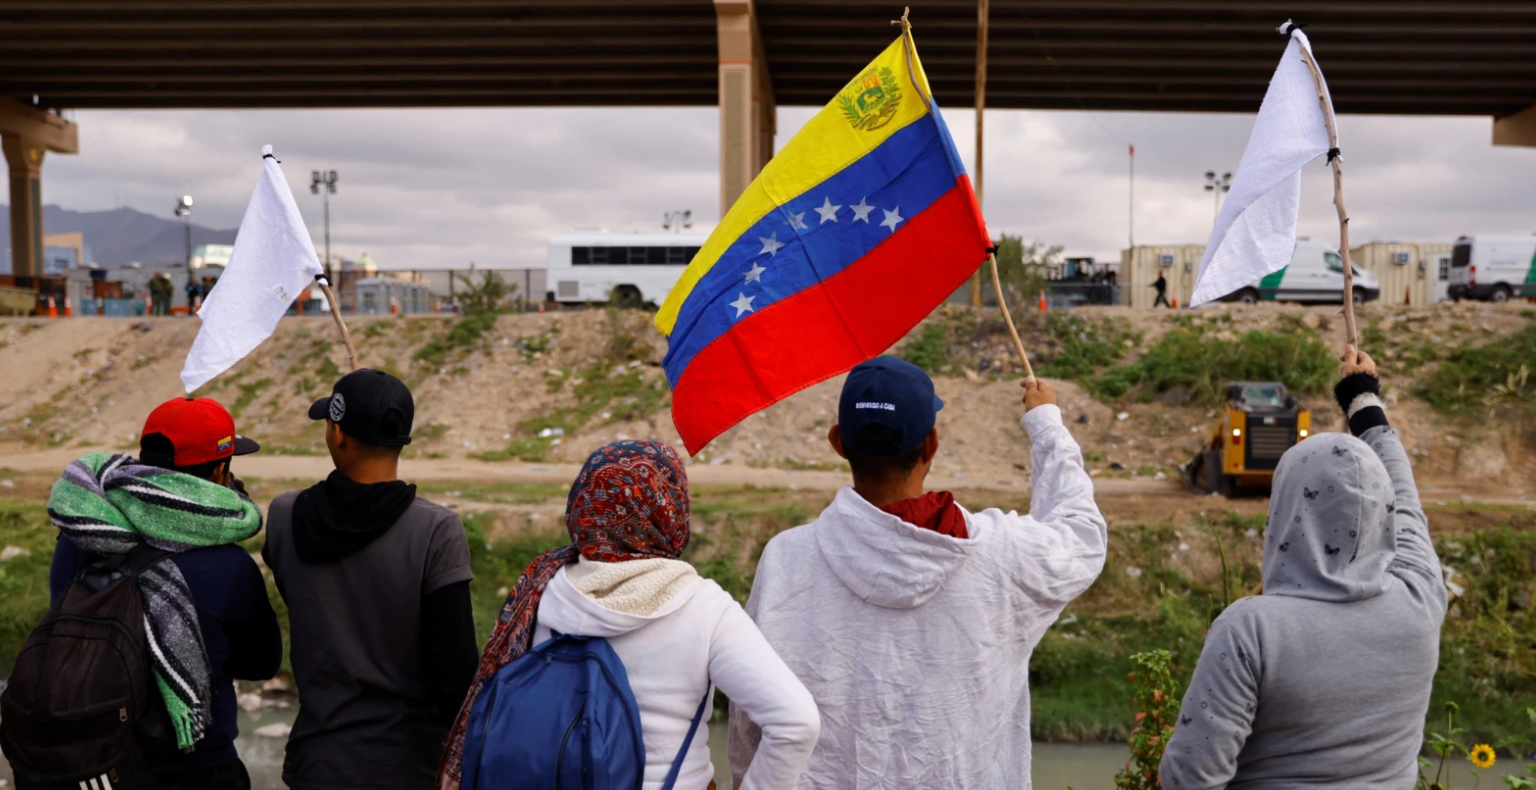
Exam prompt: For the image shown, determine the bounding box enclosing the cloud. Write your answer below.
[38,104,1536,269]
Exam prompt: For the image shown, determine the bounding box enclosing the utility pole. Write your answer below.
[173,194,193,269]
[311,169,338,294]
[969,0,989,307]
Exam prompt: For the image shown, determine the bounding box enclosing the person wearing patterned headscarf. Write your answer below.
[1160,346,1447,790]
[440,440,819,790]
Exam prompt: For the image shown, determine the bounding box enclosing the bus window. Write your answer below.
[573,247,591,265]
[647,247,667,264]
[667,247,689,264]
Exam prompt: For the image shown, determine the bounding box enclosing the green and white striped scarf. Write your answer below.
[48,453,262,750]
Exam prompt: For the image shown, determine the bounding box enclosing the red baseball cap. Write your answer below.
[141,397,261,466]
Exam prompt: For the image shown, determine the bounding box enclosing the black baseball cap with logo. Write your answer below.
[837,356,945,456]
[307,369,414,446]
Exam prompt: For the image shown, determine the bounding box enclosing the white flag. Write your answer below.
[181,145,323,392]
[1189,23,1333,306]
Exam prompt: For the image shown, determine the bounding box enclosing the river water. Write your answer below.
[1,708,1527,789]
[231,707,1131,789]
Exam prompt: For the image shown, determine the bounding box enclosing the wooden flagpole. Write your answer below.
[896,6,1033,379]
[968,0,988,309]
[1291,23,1359,348]
[314,274,358,370]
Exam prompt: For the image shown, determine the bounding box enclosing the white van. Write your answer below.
[1448,235,1536,303]
[546,230,708,307]
[1215,239,1381,305]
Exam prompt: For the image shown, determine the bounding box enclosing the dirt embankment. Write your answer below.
[0,301,1531,500]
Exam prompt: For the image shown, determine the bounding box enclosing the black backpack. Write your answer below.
[1,545,185,790]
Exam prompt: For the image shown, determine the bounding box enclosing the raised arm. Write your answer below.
[1159,610,1262,790]
[1009,379,1109,608]
[1333,346,1446,617]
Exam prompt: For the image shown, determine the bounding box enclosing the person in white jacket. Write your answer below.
[729,356,1107,789]
[441,440,820,790]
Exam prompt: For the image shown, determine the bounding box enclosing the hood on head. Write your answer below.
[1263,432,1396,602]
[536,565,701,638]
[815,487,976,609]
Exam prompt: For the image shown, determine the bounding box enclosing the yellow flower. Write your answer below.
[1469,743,1496,769]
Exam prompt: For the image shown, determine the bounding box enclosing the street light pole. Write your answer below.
[311,169,338,290]
[173,194,194,268]
[1203,171,1232,224]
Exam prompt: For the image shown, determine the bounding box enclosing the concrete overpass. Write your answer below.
[4,0,1536,278]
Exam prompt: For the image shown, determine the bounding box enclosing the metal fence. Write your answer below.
[1045,282,1122,310]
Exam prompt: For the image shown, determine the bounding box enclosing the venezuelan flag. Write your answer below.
[656,30,989,454]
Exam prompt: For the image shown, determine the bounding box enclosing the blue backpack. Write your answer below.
[460,632,710,790]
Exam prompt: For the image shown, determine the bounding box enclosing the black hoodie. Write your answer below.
[291,470,418,563]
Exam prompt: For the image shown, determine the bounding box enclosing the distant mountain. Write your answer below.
[0,204,237,271]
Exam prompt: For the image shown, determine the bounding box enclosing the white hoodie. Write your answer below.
[536,560,820,790]
[728,404,1107,789]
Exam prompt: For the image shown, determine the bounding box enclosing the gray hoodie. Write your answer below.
[1160,427,1446,790]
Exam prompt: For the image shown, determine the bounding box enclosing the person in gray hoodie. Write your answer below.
[1159,345,1447,790]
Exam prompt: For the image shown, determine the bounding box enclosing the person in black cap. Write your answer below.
[262,369,477,790]
[728,358,1108,789]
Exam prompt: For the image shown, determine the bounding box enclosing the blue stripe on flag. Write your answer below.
[663,117,958,385]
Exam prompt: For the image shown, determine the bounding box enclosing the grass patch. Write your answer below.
[898,322,950,373]
[1088,322,1334,404]
[230,377,272,418]
[416,481,569,504]
[414,311,500,369]
[1037,313,1141,381]
[1420,323,1536,416]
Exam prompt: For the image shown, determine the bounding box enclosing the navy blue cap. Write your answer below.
[837,356,945,456]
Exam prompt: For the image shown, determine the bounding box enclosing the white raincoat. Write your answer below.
[728,404,1107,789]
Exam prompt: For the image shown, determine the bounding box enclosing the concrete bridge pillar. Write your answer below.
[0,99,78,279]
[715,0,775,219]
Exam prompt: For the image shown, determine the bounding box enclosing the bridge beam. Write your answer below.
[714,0,775,219]
[0,99,78,279]
[1493,104,1536,148]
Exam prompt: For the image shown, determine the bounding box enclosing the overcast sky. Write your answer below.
[38,103,1536,269]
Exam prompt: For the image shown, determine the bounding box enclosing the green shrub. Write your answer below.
[898,322,950,373]
[1088,325,1334,404]
[1420,324,1536,415]
[1039,313,1140,381]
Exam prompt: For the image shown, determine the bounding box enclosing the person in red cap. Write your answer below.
[46,396,282,790]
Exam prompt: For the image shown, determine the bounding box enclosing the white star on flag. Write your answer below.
[729,292,756,318]
[743,263,766,283]
[758,233,784,256]
[787,211,808,231]
[814,197,841,224]
[880,206,904,233]
[850,197,874,223]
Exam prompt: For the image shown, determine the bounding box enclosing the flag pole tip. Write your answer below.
[1277,19,1304,36]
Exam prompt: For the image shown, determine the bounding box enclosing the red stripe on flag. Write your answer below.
[670,178,988,454]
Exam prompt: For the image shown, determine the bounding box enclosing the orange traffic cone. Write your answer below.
[1038,289,1047,312]
[1172,297,1179,309]
[1404,286,1412,306]
[538,301,546,314]
[63,294,72,317]
[47,296,58,318]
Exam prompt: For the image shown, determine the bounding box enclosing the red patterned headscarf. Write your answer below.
[438,440,691,789]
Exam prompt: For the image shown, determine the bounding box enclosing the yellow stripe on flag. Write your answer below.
[655,35,936,336]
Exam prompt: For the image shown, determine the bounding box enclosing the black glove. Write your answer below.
[1333,372,1388,437]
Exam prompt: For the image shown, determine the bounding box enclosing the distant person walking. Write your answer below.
[1159,346,1446,790]
[28,397,279,790]
[264,370,478,790]
[440,440,818,790]
[1153,271,1172,308]
[729,357,1107,789]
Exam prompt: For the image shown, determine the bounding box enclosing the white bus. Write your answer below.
[546,231,708,307]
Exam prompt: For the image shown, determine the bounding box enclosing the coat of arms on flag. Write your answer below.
[655,28,989,454]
